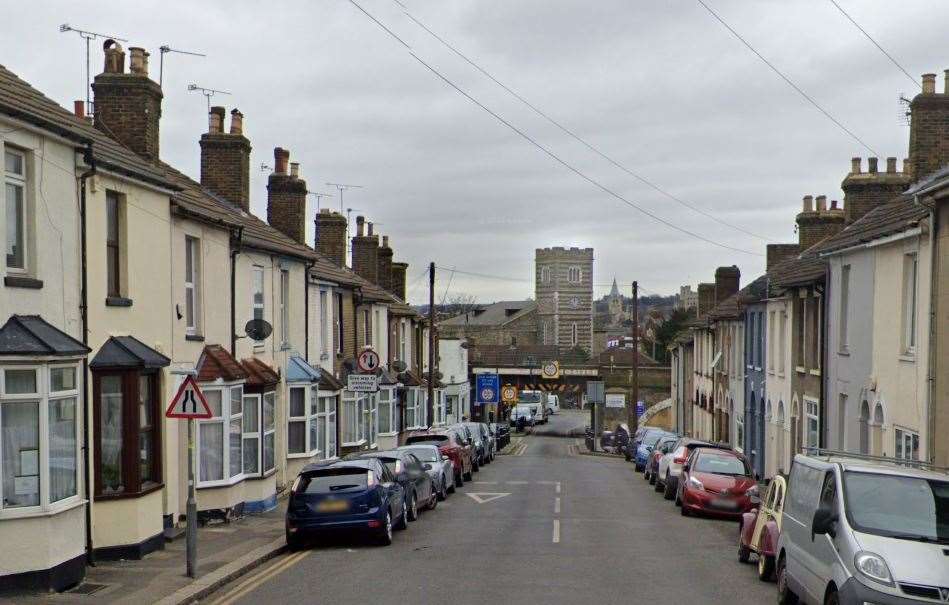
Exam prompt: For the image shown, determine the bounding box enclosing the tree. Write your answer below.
[651,308,692,363]
[441,292,479,317]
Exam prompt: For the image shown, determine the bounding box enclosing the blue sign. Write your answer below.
[636,400,645,417]
[475,373,500,405]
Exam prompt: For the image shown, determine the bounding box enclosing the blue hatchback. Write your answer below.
[634,429,674,471]
[286,458,406,548]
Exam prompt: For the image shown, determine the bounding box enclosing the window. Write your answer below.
[374,309,382,353]
[252,266,264,322]
[335,293,343,354]
[106,191,123,297]
[280,269,290,346]
[433,391,447,426]
[399,319,407,362]
[902,253,918,353]
[93,370,160,497]
[405,388,424,429]
[378,388,396,435]
[571,322,578,346]
[1,365,80,512]
[894,428,920,461]
[805,399,819,450]
[778,309,787,375]
[542,321,548,345]
[342,390,366,445]
[287,386,330,458]
[242,393,260,474]
[262,392,275,472]
[319,290,329,357]
[363,309,371,347]
[287,387,308,455]
[5,148,26,271]
[568,266,581,282]
[839,265,850,351]
[322,394,337,459]
[197,384,244,486]
[184,236,201,334]
[540,266,550,283]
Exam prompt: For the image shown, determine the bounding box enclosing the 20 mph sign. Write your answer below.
[165,375,212,419]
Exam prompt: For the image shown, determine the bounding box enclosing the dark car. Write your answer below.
[347,450,437,522]
[490,422,510,450]
[285,458,406,548]
[462,422,490,466]
[405,430,473,486]
[678,448,759,519]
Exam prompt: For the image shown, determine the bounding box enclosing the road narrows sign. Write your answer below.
[165,375,212,419]
[357,348,380,373]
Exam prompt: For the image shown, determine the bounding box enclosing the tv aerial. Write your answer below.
[59,23,128,115]
[188,83,231,111]
[159,45,205,88]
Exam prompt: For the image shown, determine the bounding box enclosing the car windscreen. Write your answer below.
[374,458,400,474]
[693,454,748,476]
[299,469,368,493]
[844,471,949,543]
[404,447,439,463]
[643,432,665,447]
[406,435,447,445]
[518,392,542,404]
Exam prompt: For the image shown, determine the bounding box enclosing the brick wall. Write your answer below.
[200,107,251,211]
[535,247,594,351]
[697,283,715,318]
[909,74,949,181]
[92,46,163,161]
[315,209,348,266]
[390,262,408,300]
[766,243,800,272]
[377,237,393,293]
[351,217,379,283]
[266,149,307,244]
[714,266,740,304]
[841,157,911,225]
[796,195,845,251]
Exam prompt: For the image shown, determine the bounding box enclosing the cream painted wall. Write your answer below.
[92,490,164,549]
[765,298,793,478]
[0,503,86,575]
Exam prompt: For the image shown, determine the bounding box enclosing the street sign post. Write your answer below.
[636,400,645,418]
[165,375,212,579]
[475,373,499,407]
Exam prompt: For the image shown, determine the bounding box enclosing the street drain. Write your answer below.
[68,582,110,595]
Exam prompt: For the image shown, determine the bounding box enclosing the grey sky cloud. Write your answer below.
[6,0,944,303]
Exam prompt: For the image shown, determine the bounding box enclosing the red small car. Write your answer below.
[679,448,758,519]
[405,430,473,487]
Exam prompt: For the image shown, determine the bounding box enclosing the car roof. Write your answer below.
[796,453,949,481]
[301,458,376,474]
[694,447,740,458]
[353,450,405,461]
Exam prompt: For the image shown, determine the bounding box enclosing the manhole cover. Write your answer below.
[68,582,110,595]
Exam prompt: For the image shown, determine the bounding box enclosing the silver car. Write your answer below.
[777,451,949,605]
[398,444,454,500]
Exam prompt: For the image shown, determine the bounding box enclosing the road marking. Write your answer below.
[465,492,511,504]
[552,519,560,543]
[473,481,498,484]
[554,497,561,514]
[210,550,309,605]
[506,480,528,485]
[536,480,556,485]
[555,481,562,494]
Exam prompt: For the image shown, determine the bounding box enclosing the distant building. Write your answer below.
[439,300,538,346]
[535,247,594,352]
[678,285,697,311]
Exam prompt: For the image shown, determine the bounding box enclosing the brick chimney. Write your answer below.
[266,147,307,244]
[92,41,163,161]
[314,209,348,266]
[697,283,715,318]
[199,107,252,211]
[351,216,379,282]
[908,70,949,181]
[841,157,911,224]
[377,235,393,292]
[390,262,408,300]
[766,243,800,272]
[714,266,740,304]
[796,195,845,251]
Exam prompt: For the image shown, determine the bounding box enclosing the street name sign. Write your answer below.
[347,374,378,393]
[165,375,212,419]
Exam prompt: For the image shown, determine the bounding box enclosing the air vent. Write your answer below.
[899,583,942,600]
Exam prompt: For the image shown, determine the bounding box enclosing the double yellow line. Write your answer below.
[208,549,310,605]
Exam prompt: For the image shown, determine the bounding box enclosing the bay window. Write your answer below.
[405,389,427,430]
[364,392,377,447]
[343,391,367,445]
[262,392,275,472]
[197,383,244,486]
[378,388,396,435]
[242,390,275,475]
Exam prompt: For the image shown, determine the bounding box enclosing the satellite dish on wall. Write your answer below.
[392,360,408,373]
[244,319,273,342]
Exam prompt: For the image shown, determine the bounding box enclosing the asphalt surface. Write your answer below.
[205,411,774,605]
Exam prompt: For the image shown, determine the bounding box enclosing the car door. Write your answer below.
[407,454,432,502]
[804,471,840,601]
[379,462,403,519]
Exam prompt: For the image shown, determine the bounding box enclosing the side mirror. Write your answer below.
[812,505,838,539]
[423,463,432,471]
[442,455,450,462]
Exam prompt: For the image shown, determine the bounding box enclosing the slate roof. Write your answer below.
[0,64,173,189]
[440,301,536,327]
[814,196,930,256]
[89,335,170,369]
[768,249,827,290]
[707,274,769,321]
[0,315,90,357]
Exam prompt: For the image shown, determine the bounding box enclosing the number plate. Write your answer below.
[316,499,350,513]
[711,498,738,510]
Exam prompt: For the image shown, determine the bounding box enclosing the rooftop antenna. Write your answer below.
[898,93,912,126]
[260,163,272,172]
[59,23,128,116]
[187,83,231,112]
[307,191,334,213]
[326,182,363,264]
[159,45,205,88]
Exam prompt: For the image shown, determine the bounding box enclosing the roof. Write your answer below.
[815,197,929,256]
[768,249,827,290]
[440,300,536,327]
[286,355,321,383]
[89,335,170,369]
[196,345,247,383]
[707,275,769,321]
[0,315,90,357]
[0,64,173,189]
[240,357,280,387]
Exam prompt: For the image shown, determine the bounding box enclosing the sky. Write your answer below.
[3,0,945,304]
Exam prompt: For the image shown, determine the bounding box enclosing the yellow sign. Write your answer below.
[541,360,560,380]
[501,385,518,403]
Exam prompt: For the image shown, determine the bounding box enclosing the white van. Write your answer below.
[777,450,949,605]
[546,393,560,415]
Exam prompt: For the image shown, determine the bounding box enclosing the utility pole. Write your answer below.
[427,262,436,427]
[630,281,640,434]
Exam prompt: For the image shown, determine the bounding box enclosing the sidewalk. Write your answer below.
[5,507,287,605]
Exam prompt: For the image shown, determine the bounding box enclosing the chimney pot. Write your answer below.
[367,222,374,236]
[922,73,937,94]
[102,40,125,73]
[273,147,289,174]
[886,157,897,173]
[129,47,148,76]
[831,199,839,210]
[868,157,878,173]
[851,157,861,174]
[229,108,243,135]
[290,162,299,178]
[803,195,814,212]
[816,195,827,212]
[356,215,365,237]
[208,106,225,134]
[73,100,85,118]
[382,235,389,248]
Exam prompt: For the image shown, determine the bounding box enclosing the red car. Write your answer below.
[405,430,473,487]
[678,448,758,519]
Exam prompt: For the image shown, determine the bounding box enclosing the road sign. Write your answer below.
[347,374,378,393]
[475,373,499,405]
[605,393,626,408]
[540,360,560,379]
[165,375,212,419]
[357,348,380,372]
[501,385,518,404]
[636,400,645,417]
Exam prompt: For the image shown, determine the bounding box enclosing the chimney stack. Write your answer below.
[868,157,878,173]
[267,147,308,244]
[697,283,715,319]
[797,194,845,250]
[199,107,252,211]
[841,156,911,225]
[886,157,897,173]
[314,209,348,267]
[766,243,800,273]
[908,69,949,181]
[73,100,85,118]
[714,266,740,304]
[351,216,380,282]
[922,73,937,95]
[377,235,394,293]
[92,39,163,161]
[390,262,409,300]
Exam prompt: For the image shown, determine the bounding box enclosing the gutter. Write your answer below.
[818,227,923,258]
[77,143,96,565]
[230,227,244,356]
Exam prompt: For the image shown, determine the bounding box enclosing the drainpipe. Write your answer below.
[818,279,827,450]
[78,143,96,565]
[916,193,939,463]
[230,227,244,356]
[304,262,314,363]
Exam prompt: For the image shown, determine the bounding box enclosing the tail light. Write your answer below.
[674,456,688,465]
[367,470,377,487]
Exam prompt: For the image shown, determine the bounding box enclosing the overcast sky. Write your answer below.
[5,1,945,303]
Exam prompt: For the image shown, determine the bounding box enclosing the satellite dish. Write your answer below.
[244,319,273,342]
[392,360,408,373]
[460,341,471,349]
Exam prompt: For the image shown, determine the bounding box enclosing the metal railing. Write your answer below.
[802,447,949,473]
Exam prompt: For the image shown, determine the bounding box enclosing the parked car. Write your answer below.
[645,434,679,484]
[656,438,730,501]
[347,450,437,521]
[776,452,949,605]
[634,430,674,472]
[479,422,497,461]
[451,423,481,472]
[462,421,491,466]
[630,427,665,464]
[490,422,510,450]
[285,458,406,548]
[405,430,473,486]
[738,474,786,581]
[398,444,453,500]
[678,448,758,519]
[510,405,535,428]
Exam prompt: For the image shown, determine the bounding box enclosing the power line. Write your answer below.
[826,0,920,88]
[695,0,880,157]
[395,3,773,242]
[432,265,668,297]
[348,0,763,257]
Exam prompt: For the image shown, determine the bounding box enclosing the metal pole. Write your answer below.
[186,418,197,578]
[85,36,91,116]
[427,262,435,426]
[631,281,640,434]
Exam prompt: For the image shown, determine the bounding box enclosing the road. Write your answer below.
[205,411,774,605]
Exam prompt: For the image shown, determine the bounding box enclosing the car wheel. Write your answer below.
[823,588,839,605]
[394,502,408,531]
[654,477,664,492]
[681,503,690,517]
[452,473,461,490]
[758,554,775,582]
[406,491,419,522]
[776,555,798,605]
[428,488,438,510]
[286,529,305,551]
[738,531,751,563]
[437,479,448,500]
[663,474,676,500]
[379,511,394,545]
[634,463,644,472]
[472,459,480,472]
[463,468,473,481]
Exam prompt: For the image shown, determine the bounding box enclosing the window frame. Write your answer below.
[342,390,367,446]
[4,146,28,273]
[252,266,265,322]
[377,387,397,436]
[242,392,262,476]
[568,266,581,283]
[105,190,123,298]
[838,265,850,353]
[280,268,290,347]
[287,385,325,459]
[804,397,820,450]
[901,253,918,355]
[184,235,201,335]
[894,426,920,461]
[195,382,246,488]
[319,289,329,357]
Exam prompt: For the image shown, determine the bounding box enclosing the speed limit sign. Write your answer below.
[501,385,518,403]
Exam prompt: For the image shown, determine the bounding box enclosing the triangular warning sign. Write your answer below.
[165,375,212,419]
[465,492,511,504]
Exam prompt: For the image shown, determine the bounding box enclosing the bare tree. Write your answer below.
[442,292,479,317]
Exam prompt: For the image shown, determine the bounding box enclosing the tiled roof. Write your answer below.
[707,275,769,321]
[0,315,90,357]
[90,335,170,369]
[196,345,247,383]
[768,249,826,290]
[240,357,280,387]
[440,301,537,327]
[814,197,929,256]
[0,64,173,189]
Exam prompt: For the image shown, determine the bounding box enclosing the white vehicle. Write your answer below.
[546,393,560,415]
[518,390,548,424]
[777,450,949,605]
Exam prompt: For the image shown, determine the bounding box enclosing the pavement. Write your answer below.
[200,410,775,605]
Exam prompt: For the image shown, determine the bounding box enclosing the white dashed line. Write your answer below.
[552,519,560,543]
[555,481,562,494]
[506,480,528,485]
[554,497,561,514]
